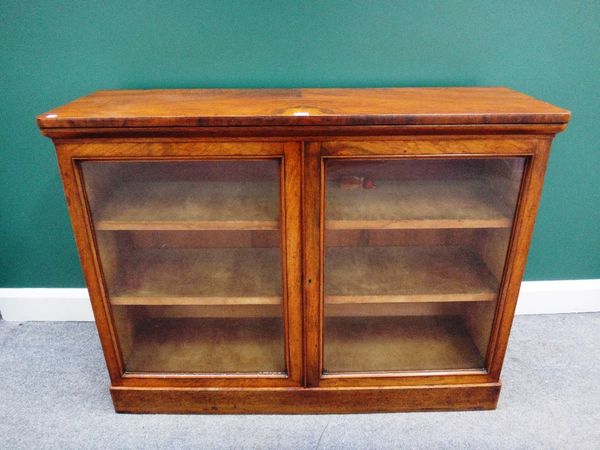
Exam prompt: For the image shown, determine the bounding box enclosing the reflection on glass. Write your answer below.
[323,158,525,373]
[82,160,285,373]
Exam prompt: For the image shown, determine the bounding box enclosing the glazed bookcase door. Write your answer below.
[304,141,529,386]
[58,142,302,387]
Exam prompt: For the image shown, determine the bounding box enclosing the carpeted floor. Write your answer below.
[1,313,599,449]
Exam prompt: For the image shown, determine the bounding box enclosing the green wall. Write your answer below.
[1,0,599,287]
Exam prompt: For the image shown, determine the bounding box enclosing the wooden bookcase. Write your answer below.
[37,88,570,413]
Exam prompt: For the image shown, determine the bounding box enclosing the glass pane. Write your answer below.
[323,158,525,373]
[81,160,285,373]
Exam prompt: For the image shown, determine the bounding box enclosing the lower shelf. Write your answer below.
[121,315,485,374]
[124,317,285,373]
[324,315,485,372]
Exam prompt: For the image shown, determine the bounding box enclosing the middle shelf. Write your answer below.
[108,245,499,307]
[111,247,282,306]
[324,246,498,304]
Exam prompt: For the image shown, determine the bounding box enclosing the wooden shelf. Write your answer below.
[324,315,484,372]
[125,317,285,373]
[325,246,499,304]
[125,315,484,373]
[95,180,279,230]
[94,178,512,231]
[111,248,282,306]
[326,179,513,229]
[125,315,483,373]
[110,245,496,308]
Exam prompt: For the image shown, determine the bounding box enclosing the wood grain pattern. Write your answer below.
[303,142,323,387]
[38,87,570,129]
[110,383,501,413]
[321,139,538,156]
[487,140,553,377]
[41,123,568,139]
[59,141,285,158]
[280,141,305,387]
[54,144,125,380]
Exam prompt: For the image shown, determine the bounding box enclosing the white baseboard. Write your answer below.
[514,279,600,315]
[0,280,599,321]
[0,289,94,321]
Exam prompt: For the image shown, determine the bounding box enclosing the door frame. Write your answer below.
[54,139,304,388]
[303,137,551,387]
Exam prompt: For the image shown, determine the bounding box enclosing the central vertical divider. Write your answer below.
[282,141,305,386]
[303,142,324,387]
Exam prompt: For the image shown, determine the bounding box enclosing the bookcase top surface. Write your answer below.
[37,87,570,129]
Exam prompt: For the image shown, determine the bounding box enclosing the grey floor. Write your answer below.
[1,314,599,449]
